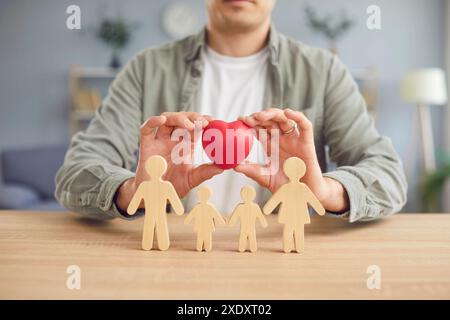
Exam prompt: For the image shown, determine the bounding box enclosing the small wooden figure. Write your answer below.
[263,157,325,253]
[229,186,268,252]
[184,187,226,252]
[127,155,184,251]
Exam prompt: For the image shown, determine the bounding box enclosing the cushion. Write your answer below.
[1,145,67,199]
[0,183,40,209]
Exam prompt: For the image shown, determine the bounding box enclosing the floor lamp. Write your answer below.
[402,69,448,173]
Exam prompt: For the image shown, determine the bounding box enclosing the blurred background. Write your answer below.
[0,0,449,213]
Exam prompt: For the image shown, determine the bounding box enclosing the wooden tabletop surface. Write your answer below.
[0,211,449,300]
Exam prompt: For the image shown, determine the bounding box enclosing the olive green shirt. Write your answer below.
[55,26,407,222]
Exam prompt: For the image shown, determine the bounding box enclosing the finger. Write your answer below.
[284,109,313,142]
[241,110,288,133]
[254,108,287,122]
[183,112,208,128]
[241,116,280,130]
[162,112,195,130]
[155,124,174,140]
[188,164,224,189]
[187,113,209,128]
[238,114,259,128]
[161,113,205,143]
[234,164,270,189]
[254,109,293,133]
[251,119,281,130]
[140,115,167,138]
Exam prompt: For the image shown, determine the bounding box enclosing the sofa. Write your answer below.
[0,145,68,210]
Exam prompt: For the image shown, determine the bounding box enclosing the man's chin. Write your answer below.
[220,11,260,30]
[213,0,266,32]
[220,18,259,33]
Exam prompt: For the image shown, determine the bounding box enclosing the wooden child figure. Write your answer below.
[127,155,184,251]
[263,157,325,253]
[229,186,268,252]
[184,186,226,252]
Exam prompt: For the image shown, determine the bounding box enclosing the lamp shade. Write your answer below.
[401,68,448,105]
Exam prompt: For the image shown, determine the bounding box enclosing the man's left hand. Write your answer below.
[237,108,349,214]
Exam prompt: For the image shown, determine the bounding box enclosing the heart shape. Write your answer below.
[202,120,254,170]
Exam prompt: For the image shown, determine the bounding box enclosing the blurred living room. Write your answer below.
[0,0,449,214]
[2,0,450,303]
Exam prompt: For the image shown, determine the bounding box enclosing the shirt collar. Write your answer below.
[184,24,280,64]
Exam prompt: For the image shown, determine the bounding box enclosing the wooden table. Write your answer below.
[1,211,449,299]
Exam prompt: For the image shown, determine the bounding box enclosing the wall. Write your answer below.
[0,0,446,211]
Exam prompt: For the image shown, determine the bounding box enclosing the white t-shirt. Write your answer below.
[187,45,270,214]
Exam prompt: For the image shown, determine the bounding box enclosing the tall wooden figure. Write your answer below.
[184,187,226,252]
[229,186,268,252]
[263,157,325,253]
[127,155,184,251]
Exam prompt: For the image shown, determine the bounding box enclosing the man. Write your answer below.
[55,0,407,222]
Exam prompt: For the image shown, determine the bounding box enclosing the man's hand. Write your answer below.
[236,108,349,214]
[115,112,223,212]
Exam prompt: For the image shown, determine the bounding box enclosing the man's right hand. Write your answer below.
[115,112,224,212]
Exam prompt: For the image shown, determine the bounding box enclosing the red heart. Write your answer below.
[202,120,254,170]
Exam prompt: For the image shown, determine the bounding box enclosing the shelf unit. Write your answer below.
[68,66,118,136]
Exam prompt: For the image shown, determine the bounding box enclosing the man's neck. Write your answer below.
[206,20,270,57]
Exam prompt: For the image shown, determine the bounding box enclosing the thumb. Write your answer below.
[234,164,270,189]
[188,164,224,189]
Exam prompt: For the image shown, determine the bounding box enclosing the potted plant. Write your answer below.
[95,17,138,69]
[421,153,450,212]
[305,5,354,55]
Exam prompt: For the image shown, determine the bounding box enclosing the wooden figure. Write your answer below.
[184,187,226,252]
[263,157,325,253]
[127,155,184,251]
[229,186,268,252]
